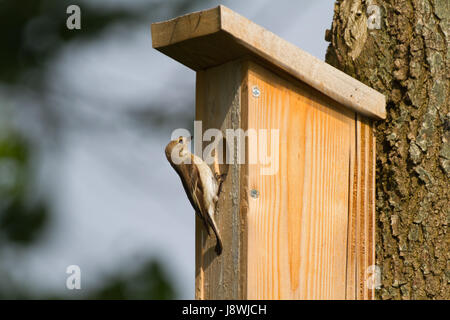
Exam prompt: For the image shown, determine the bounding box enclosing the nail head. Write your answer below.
[250,189,259,198]
[252,86,260,97]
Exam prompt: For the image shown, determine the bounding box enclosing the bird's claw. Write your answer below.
[215,173,227,183]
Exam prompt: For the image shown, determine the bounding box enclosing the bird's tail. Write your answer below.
[213,227,223,255]
[208,215,223,255]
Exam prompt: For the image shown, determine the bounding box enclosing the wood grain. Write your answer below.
[345,112,357,300]
[195,60,247,299]
[151,5,386,120]
[368,118,376,300]
[151,8,220,49]
[246,62,355,299]
[350,115,376,300]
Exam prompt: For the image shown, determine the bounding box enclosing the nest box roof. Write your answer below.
[151,5,386,119]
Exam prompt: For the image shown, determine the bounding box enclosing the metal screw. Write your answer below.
[250,189,259,198]
[251,86,260,97]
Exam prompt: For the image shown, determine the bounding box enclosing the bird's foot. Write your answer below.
[215,173,227,184]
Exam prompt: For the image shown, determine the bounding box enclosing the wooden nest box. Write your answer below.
[151,5,386,300]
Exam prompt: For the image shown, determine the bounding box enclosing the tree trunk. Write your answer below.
[325,0,449,299]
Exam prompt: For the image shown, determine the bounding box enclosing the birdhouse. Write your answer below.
[151,5,386,300]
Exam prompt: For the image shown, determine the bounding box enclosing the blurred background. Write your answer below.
[0,0,333,299]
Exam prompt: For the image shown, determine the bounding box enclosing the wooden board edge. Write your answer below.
[219,5,386,120]
[346,112,357,300]
[353,115,377,300]
[238,60,250,300]
[368,121,376,300]
[151,6,221,48]
[194,70,206,300]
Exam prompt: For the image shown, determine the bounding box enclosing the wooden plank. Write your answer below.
[195,60,247,299]
[246,61,354,299]
[195,215,204,300]
[353,115,376,300]
[355,117,365,299]
[357,116,367,299]
[151,5,386,120]
[345,113,357,300]
[367,119,376,300]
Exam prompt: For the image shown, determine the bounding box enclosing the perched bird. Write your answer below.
[165,136,223,255]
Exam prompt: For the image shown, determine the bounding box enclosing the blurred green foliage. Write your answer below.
[0,132,47,245]
[0,0,152,84]
[88,261,176,300]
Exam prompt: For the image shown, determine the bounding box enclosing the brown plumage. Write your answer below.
[165,136,223,255]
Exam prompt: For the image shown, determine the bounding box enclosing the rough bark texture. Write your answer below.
[326,0,449,299]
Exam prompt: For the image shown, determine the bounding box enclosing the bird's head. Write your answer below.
[165,136,191,164]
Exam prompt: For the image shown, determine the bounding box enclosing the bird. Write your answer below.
[165,136,224,255]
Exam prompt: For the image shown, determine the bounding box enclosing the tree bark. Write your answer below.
[325,0,449,299]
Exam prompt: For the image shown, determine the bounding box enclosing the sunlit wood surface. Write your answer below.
[246,62,355,299]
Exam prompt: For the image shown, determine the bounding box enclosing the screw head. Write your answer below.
[251,86,260,97]
[250,189,259,198]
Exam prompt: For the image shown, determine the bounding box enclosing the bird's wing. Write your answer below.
[176,158,223,255]
[175,162,210,234]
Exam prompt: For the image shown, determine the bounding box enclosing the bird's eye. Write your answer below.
[178,138,183,144]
